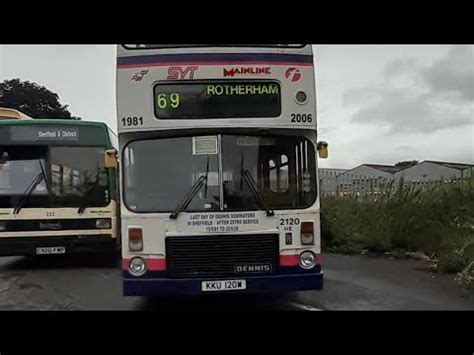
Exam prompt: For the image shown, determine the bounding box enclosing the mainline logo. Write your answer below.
[223,67,271,77]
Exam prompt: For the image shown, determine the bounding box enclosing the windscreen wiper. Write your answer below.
[13,161,49,215]
[169,175,208,220]
[242,169,275,217]
[78,173,101,214]
[170,157,210,220]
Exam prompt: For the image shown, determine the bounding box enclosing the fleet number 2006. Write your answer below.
[291,114,313,123]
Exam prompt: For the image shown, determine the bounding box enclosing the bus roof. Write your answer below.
[117,45,313,59]
[0,117,107,128]
[0,107,33,120]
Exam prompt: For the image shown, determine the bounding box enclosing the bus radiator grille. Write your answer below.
[165,234,279,279]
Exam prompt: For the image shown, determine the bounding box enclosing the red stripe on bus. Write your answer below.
[147,258,166,271]
[123,255,318,270]
[122,258,166,271]
[117,61,314,69]
[316,253,321,265]
[279,253,321,266]
[121,259,128,270]
[279,255,299,266]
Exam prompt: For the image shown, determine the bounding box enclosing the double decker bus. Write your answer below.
[0,108,119,256]
[116,44,328,295]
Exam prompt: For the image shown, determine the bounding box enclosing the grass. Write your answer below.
[321,178,474,290]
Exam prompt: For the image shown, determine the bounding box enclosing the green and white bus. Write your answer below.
[0,108,119,256]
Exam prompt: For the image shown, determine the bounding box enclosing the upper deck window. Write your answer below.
[123,44,305,49]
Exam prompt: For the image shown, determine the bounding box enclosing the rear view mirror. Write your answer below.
[317,141,328,159]
[104,149,118,168]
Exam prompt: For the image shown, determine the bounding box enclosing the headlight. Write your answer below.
[96,218,111,229]
[129,257,147,276]
[0,221,6,232]
[299,251,316,270]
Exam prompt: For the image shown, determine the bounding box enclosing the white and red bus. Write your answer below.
[116,44,328,296]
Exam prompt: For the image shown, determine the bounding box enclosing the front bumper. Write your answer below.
[0,235,116,257]
[123,271,323,296]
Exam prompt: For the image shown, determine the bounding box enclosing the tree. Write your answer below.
[395,160,419,169]
[0,79,81,120]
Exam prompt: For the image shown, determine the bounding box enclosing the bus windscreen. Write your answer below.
[153,81,281,119]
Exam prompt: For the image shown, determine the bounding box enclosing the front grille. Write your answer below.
[166,234,279,279]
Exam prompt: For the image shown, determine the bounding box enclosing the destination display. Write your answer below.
[153,81,281,119]
[0,125,107,146]
[14,127,79,141]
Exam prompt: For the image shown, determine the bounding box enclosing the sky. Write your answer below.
[0,44,472,169]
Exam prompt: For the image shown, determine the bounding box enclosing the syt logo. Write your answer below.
[131,70,149,82]
[285,67,302,82]
[167,66,199,80]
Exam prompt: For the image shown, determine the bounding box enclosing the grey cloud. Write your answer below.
[342,87,384,107]
[351,89,472,133]
[346,45,474,134]
[352,91,429,132]
[318,125,337,136]
[384,58,419,79]
[395,145,412,151]
[420,45,474,101]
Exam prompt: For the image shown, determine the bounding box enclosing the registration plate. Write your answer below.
[36,247,66,255]
[201,279,247,292]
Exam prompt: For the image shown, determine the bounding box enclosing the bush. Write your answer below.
[321,178,474,276]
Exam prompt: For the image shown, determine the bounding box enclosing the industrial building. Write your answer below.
[394,161,474,188]
[318,160,473,196]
